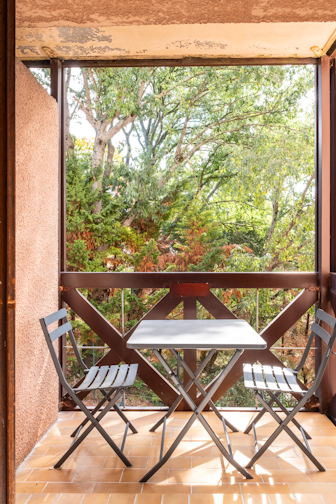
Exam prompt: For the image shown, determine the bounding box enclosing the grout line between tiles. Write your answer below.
[22,468,34,482]
[320,494,328,504]
[24,495,32,504]
[40,482,49,493]
[119,468,125,482]
[287,483,300,504]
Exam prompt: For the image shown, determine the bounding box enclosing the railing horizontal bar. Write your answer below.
[65,346,109,349]
[61,272,319,290]
[271,347,317,350]
[65,345,317,350]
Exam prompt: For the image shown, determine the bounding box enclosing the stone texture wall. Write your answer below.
[15,59,59,466]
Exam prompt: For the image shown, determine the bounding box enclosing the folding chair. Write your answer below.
[243,308,336,471]
[40,308,138,468]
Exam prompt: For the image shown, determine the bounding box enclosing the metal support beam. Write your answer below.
[329,58,336,421]
[316,56,332,413]
[50,59,67,398]
[0,1,15,503]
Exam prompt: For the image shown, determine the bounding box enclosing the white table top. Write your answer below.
[126,319,266,350]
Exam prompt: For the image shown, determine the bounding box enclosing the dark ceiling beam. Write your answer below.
[23,56,317,69]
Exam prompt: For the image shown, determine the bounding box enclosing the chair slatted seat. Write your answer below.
[243,364,306,394]
[40,308,139,469]
[243,308,336,473]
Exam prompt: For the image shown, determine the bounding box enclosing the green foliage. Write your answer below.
[63,65,316,407]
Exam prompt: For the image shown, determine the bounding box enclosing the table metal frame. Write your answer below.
[140,347,253,482]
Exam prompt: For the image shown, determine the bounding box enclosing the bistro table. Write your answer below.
[127,318,266,482]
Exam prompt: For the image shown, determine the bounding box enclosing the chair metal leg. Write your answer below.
[113,403,138,434]
[244,394,277,434]
[267,391,311,440]
[54,389,132,469]
[245,392,325,472]
[70,389,138,437]
[70,389,114,437]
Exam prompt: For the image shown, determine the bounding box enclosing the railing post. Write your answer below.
[182,297,197,409]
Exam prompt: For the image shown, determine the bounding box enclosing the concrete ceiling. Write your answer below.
[16,1,336,60]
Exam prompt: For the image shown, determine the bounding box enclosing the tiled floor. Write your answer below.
[16,410,336,504]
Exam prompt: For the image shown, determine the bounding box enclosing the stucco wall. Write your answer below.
[15,59,59,466]
[16,0,336,26]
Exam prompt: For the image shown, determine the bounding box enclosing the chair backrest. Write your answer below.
[40,308,87,389]
[297,308,336,396]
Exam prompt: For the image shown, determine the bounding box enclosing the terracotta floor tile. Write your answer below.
[15,495,30,504]
[135,494,162,504]
[241,483,291,494]
[320,495,336,504]
[104,456,148,469]
[306,469,336,482]
[125,436,153,446]
[265,448,298,458]
[310,436,336,446]
[191,457,227,469]
[73,468,123,483]
[277,458,318,470]
[53,493,84,504]
[293,495,325,504]
[254,459,281,470]
[81,494,111,504]
[122,468,168,484]
[93,483,142,494]
[148,457,191,469]
[143,484,191,494]
[319,457,336,469]
[296,446,336,457]
[26,469,76,483]
[261,469,311,483]
[45,446,90,457]
[26,494,59,504]
[128,446,161,457]
[267,495,297,504]
[190,495,243,504]
[168,469,222,485]
[42,483,94,494]
[289,483,336,494]
[87,445,130,457]
[16,483,47,494]
[191,484,241,494]
[162,494,189,504]
[16,469,33,482]
[29,447,50,457]
[107,495,135,504]
[37,437,72,447]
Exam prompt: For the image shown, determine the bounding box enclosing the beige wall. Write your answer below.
[15,59,59,466]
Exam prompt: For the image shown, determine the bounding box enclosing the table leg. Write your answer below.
[149,349,217,432]
[171,349,239,433]
[141,348,252,482]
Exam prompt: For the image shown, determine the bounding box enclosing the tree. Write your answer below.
[63,64,316,407]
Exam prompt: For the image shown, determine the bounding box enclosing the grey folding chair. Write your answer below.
[243,308,336,471]
[40,308,138,468]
